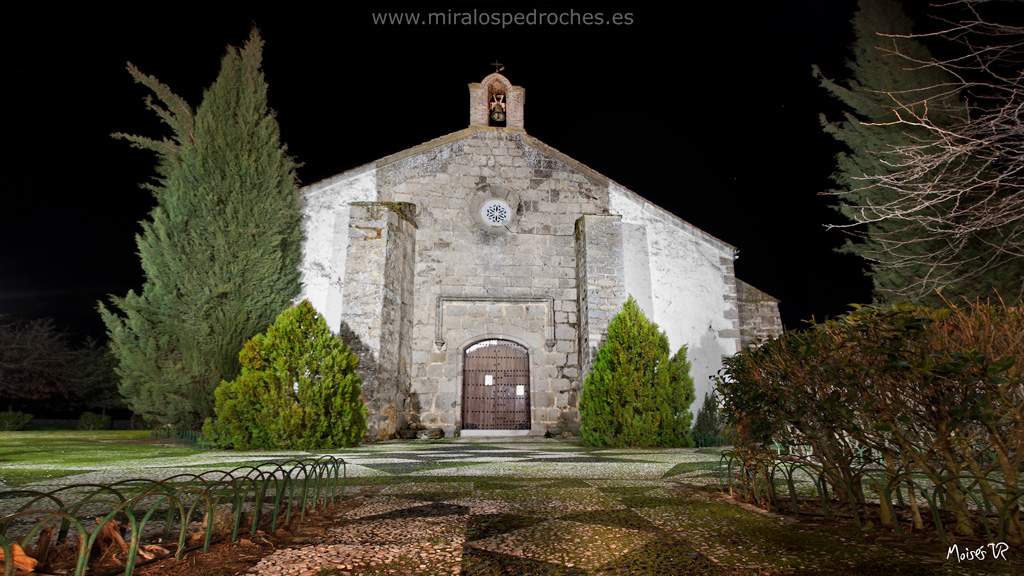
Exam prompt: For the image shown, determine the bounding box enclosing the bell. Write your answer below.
[490,108,506,123]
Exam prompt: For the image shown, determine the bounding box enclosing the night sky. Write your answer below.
[2,1,871,340]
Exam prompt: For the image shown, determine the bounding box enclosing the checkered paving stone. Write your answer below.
[487,487,625,516]
[249,540,464,576]
[323,514,467,545]
[325,446,657,476]
[244,474,985,576]
[585,479,667,488]
[443,497,517,515]
[466,519,653,570]
[341,496,435,520]
[343,457,423,464]
[414,461,672,480]
[380,481,476,496]
[332,449,656,478]
[247,481,674,575]
[431,457,523,463]
[27,444,985,575]
[224,445,741,574]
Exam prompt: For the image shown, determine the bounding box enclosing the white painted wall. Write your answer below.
[298,167,377,332]
[609,182,739,415]
[621,222,654,318]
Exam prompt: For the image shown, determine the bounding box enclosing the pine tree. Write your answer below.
[816,0,974,302]
[579,297,695,448]
[99,30,302,429]
[203,300,367,449]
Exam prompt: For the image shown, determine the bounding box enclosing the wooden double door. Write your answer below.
[462,340,531,430]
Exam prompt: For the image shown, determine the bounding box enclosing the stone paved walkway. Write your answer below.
[7,439,1009,575]
[0,440,722,521]
[250,478,718,575]
[6,440,723,490]
[245,476,993,575]
[322,441,719,481]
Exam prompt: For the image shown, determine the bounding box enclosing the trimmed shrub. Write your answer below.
[203,300,367,449]
[579,297,695,447]
[0,408,32,431]
[77,411,112,430]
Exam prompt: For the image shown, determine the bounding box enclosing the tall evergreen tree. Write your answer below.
[100,30,302,429]
[659,346,696,446]
[579,297,695,448]
[816,0,978,302]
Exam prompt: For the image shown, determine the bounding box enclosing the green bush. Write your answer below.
[77,411,112,430]
[579,297,695,447]
[0,408,32,431]
[692,390,727,447]
[716,301,1024,540]
[203,300,367,449]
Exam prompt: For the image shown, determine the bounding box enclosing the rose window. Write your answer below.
[481,199,511,226]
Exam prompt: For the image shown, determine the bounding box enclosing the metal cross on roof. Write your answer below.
[490,60,505,74]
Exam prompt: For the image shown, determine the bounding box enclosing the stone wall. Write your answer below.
[378,128,608,435]
[736,279,783,348]
[621,223,654,318]
[339,202,417,440]
[608,183,740,417]
[299,168,377,332]
[574,214,627,379]
[298,122,765,435]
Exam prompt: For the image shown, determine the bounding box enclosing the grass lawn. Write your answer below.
[0,430,200,465]
[0,430,203,486]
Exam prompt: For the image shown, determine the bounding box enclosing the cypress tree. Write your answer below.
[816,0,973,302]
[579,297,695,448]
[660,346,696,446]
[99,30,302,429]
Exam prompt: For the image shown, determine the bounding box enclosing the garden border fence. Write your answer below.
[714,448,1024,545]
[0,455,347,576]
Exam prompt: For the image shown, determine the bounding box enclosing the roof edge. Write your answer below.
[301,126,487,194]
[609,181,736,252]
[736,277,781,303]
[299,128,736,255]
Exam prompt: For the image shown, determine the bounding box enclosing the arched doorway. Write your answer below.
[462,339,530,430]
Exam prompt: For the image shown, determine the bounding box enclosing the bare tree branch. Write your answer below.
[825,0,1024,301]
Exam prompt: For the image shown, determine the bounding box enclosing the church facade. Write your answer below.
[298,72,782,439]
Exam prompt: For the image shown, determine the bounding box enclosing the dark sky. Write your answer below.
[1,1,870,339]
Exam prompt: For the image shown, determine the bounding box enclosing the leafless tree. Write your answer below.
[827,0,1024,301]
[0,316,117,407]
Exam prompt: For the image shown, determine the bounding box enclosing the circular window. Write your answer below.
[480,199,512,226]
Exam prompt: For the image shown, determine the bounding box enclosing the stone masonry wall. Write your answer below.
[339,202,416,440]
[299,168,377,332]
[380,129,607,434]
[299,124,759,435]
[736,279,783,348]
[575,214,627,379]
